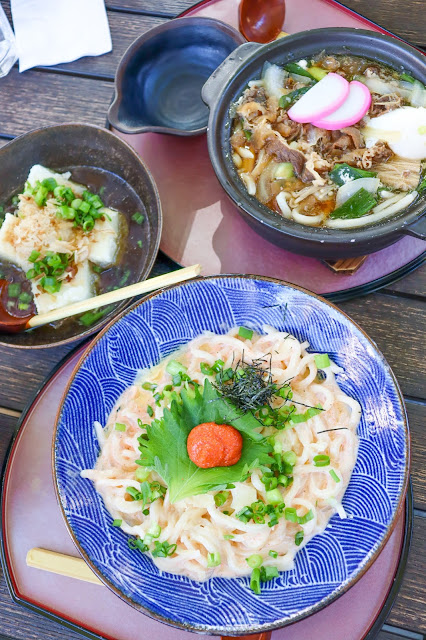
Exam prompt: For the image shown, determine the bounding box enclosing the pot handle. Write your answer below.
[402,214,426,241]
[202,42,261,108]
[221,633,272,640]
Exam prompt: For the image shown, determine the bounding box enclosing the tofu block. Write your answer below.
[88,208,120,268]
[0,213,27,269]
[27,165,85,196]
[32,260,94,315]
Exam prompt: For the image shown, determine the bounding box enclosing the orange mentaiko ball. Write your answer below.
[187,422,243,469]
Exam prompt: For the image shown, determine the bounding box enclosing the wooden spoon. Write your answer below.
[0,264,201,333]
[239,0,286,43]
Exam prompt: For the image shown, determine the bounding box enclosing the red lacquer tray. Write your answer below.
[112,0,425,303]
[0,342,413,640]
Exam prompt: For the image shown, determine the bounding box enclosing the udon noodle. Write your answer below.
[82,327,361,581]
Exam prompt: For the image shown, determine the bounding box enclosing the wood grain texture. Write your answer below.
[0,70,113,137]
[340,0,425,47]
[338,294,425,399]
[105,0,197,16]
[387,515,426,633]
[0,342,79,411]
[0,413,16,467]
[384,263,426,298]
[406,401,426,512]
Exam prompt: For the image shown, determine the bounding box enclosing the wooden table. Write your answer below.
[0,1,424,639]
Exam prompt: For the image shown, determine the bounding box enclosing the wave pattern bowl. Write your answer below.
[54,276,409,635]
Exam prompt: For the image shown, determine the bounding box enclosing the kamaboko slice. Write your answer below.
[312,81,371,130]
[287,73,349,124]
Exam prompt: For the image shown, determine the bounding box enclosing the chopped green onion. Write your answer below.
[132,212,145,225]
[137,240,143,248]
[214,491,230,507]
[142,382,156,391]
[115,423,126,432]
[148,523,161,538]
[246,554,263,569]
[313,454,330,467]
[314,354,331,369]
[400,72,416,83]
[28,250,40,263]
[224,534,234,540]
[238,326,253,340]
[295,531,304,546]
[207,552,221,567]
[147,405,154,418]
[284,507,298,523]
[112,519,122,527]
[261,475,278,491]
[200,362,213,375]
[135,467,150,482]
[126,486,141,500]
[34,186,48,207]
[266,488,283,505]
[329,469,340,483]
[79,308,109,326]
[282,450,297,467]
[260,566,279,581]
[166,359,187,376]
[250,567,261,594]
[243,129,252,140]
[278,475,289,487]
[152,541,177,557]
[298,509,314,525]
[7,283,21,298]
[71,198,83,210]
[78,200,90,214]
[269,550,278,558]
[18,303,29,311]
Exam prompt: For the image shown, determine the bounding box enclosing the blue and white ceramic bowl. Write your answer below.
[54,276,409,635]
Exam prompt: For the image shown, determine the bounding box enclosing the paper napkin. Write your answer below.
[11,0,112,72]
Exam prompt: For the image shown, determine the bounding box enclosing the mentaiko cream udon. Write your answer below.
[82,327,361,592]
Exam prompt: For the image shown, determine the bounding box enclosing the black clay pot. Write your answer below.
[202,28,426,259]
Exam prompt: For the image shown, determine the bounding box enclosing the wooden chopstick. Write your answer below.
[26,548,104,585]
[27,264,201,329]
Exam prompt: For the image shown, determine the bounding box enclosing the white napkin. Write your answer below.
[11,0,112,72]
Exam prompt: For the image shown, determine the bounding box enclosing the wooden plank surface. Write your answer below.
[339,294,425,399]
[0,70,113,137]
[341,0,425,47]
[384,264,426,298]
[387,515,426,633]
[105,0,196,16]
[405,401,426,511]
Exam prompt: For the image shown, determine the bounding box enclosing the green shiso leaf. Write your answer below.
[137,380,272,503]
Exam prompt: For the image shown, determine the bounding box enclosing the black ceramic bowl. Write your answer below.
[202,28,426,259]
[108,17,244,136]
[0,124,162,348]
